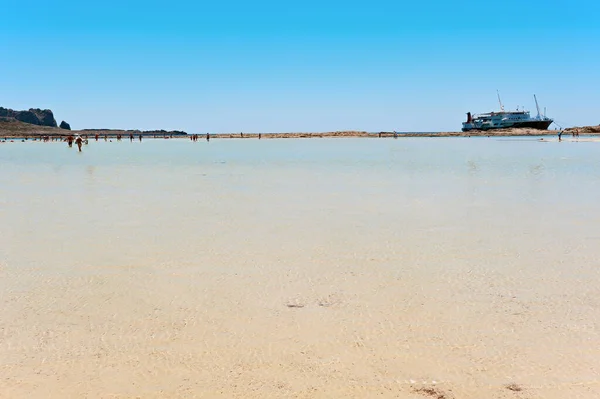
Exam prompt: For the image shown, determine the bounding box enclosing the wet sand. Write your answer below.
[1,138,600,398]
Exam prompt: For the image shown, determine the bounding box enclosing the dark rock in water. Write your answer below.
[0,107,57,127]
[59,120,71,130]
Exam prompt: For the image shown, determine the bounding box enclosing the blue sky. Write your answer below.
[1,0,599,132]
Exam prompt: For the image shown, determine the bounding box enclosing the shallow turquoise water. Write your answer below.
[2,135,599,270]
[2,136,599,204]
[2,136,600,398]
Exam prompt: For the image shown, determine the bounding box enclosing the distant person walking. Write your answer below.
[139,134,143,142]
[66,135,74,147]
[558,130,563,141]
[206,132,210,142]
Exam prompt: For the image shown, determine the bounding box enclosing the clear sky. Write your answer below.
[1,0,599,132]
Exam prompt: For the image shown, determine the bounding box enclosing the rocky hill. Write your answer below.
[0,107,188,137]
[0,119,188,138]
[0,107,57,127]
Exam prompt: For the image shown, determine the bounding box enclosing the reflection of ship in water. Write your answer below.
[462,93,553,132]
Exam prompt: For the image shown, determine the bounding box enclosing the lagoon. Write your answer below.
[1,137,599,398]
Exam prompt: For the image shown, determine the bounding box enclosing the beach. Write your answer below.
[1,137,600,398]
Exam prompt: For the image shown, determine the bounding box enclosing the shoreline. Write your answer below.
[1,120,599,139]
[2,131,599,140]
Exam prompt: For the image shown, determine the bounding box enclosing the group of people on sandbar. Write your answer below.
[558,128,580,141]
[190,134,210,142]
[108,133,143,142]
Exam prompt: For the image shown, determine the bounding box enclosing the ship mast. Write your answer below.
[534,94,542,120]
[496,90,505,112]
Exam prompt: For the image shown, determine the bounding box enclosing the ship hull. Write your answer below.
[462,120,553,132]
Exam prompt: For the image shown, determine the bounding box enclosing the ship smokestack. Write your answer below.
[466,112,472,123]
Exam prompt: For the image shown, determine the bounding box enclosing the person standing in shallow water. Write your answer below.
[75,136,83,152]
[206,132,210,142]
[66,135,74,147]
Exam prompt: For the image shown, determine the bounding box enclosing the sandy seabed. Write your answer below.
[1,138,600,398]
